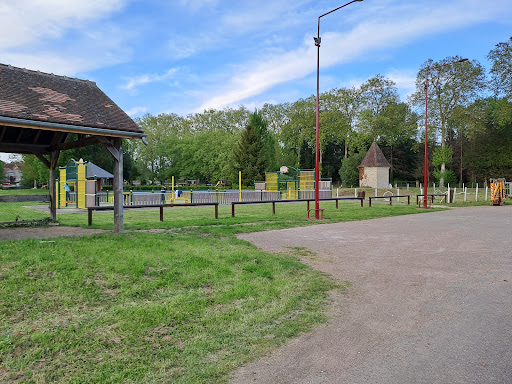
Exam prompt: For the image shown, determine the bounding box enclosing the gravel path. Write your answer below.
[230,206,512,384]
[0,226,106,241]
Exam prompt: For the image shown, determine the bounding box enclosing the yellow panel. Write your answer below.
[266,173,279,191]
[77,162,87,209]
[286,181,298,199]
[59,168,67,207]
[299,170,315,191]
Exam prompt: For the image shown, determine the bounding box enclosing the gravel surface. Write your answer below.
[230,206,512,384]
[0,226,106,241]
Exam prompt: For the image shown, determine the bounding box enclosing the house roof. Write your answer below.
[86,162,113,179]
[358,141,390,168]
[0,64,142,134]
[0,63,146,155]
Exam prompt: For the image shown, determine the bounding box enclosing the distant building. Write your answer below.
[4,162,22,183]
[358,142,390,189]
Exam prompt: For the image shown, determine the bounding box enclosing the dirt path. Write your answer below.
[0,226,106,241]
[230,206,512,384]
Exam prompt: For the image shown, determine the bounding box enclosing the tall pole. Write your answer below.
[314,0,363,219]
[422,58,468,209]
[423,71,429,209]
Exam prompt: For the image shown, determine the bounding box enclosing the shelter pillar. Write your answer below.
[113,138,124,233]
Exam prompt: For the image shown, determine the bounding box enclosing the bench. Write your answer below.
[368,195,410,207]
[231,197,364,217]
[87,202,219,226]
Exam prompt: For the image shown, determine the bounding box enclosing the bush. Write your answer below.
[339,151,366,188]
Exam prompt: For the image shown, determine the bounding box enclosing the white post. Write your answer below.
[397,188,400,202]
[375,188,378,197]
[433,182,436,191]
[407,183,409,190]
[464,187,467,203]
[475,184,478,202]
[453,187,457,203]
[337,187,339,198]
[447,186,450,204]
[355,188,357,198]
[485,185,488,201]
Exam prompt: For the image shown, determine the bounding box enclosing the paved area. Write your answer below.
[230,206,512,384]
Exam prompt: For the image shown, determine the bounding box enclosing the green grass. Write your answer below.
[0,233,338,383]
[0,202,50,223]
[1,200,442,383]
[59,200,438,233]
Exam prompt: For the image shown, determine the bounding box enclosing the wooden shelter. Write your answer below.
[0,63,146,233]
[358,141,390,189]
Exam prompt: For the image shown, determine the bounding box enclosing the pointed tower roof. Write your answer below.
[358,141,390,168]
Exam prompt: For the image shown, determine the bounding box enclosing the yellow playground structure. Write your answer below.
[490,178,506,206]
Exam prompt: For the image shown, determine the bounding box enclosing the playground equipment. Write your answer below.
[256,168,332,200]
[490,178,506,206]
[56,159,113,208]
[215,180,226,188]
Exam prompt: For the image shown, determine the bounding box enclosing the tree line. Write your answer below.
[20,37,512,188]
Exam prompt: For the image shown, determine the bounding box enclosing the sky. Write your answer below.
[1,0,511,162]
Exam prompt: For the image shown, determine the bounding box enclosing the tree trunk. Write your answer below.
[440,121,446,188]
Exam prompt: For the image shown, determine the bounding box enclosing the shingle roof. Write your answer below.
[86,162,114,179]
[358,141,390,168]
[0,64,142,134]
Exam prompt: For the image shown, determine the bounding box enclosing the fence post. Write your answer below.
[375,188,378,197]
[485,185,488,201]
[397,188,400,202]
[355,188,357,198]
[453,187,457,203]
[475,184,478,201]
[464,187,467,202]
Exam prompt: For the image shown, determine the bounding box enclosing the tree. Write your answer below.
[233,123,267,186]
[0,159,4,182]
[358,75,400,142]
[339,151,366,188]
[488,36,512,97]
[410,56,486,187]
[20,155,49,188]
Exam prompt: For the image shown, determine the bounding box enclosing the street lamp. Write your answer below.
[314,0,363,219]
[422,58,468,209]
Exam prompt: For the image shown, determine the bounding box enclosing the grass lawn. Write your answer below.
[1,201,440,383]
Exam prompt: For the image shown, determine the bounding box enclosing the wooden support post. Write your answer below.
[360,198,363,207]
[47,151,60,221]
[112,138,124,233]
[389,197,392,205]
[215,204,218,219]
[369,198,372,207]
[307,200,310,210]
[407,196,410,205]
[88,209,93,226]
[336,199,338,209]
[232,202,235,217]
[272,201,275,215]
[160,206,164,222]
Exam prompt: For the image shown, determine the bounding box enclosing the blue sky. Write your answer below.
[1,0,511,162]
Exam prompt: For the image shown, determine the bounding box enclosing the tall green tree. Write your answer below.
[410,56,486,187]
[233,122,267,186]
[488,36,512,97]
[0,159,4,182]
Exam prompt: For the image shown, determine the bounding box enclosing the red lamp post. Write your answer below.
[314,0,363,219]
[422,58,468,209]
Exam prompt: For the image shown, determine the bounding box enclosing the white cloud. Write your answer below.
[120,68,179,90]
[385,69,417,98]
[196,0,511,111]
[0,0,132,76]
[0,0,127,50]
[125,106,148,117]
